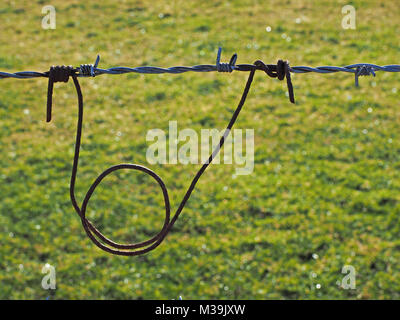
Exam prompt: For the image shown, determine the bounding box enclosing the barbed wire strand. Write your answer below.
[1,48,399,87]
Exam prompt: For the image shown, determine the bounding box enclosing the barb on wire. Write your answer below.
[354,65,375,87]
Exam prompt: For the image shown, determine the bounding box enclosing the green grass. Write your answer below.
[1,0,400,299]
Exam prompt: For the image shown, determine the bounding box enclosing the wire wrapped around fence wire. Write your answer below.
[43,50,294,256]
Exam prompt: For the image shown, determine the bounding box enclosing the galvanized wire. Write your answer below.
[1,63,400,78]
[1,48,399,82]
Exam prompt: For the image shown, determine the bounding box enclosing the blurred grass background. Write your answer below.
[0,0,399,299]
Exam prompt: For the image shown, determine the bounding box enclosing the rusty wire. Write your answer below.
[43,50,293,256]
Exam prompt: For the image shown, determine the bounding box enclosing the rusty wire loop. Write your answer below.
[43,50,294,256]
[2,48,399,256]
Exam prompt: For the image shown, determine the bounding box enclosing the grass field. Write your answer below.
[1,0,399,299]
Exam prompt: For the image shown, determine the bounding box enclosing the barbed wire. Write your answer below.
[0,48,399,86]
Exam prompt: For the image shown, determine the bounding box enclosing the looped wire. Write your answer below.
[355,65,376,87]
[216,47,237,72]
[42,51,298,256]
[45,56,260,256]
